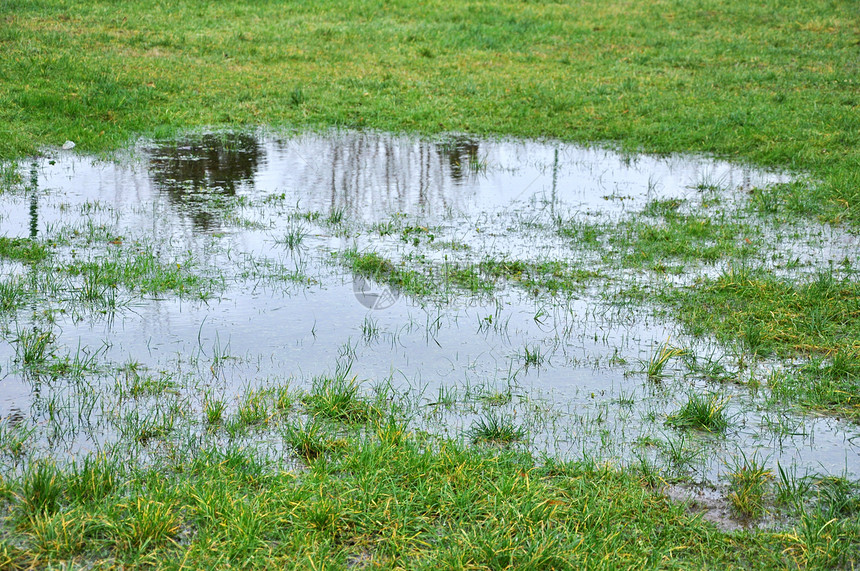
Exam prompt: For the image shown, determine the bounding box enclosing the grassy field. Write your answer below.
[2,0,860,569]
[1,0,858,221]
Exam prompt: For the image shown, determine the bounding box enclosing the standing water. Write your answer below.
[0,130,857,492]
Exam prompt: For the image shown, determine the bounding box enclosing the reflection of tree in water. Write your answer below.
[275,132,481,218]
[436,136,480,183]
[148,133,262,230]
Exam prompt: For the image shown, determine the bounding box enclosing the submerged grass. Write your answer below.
[63,249,215,298]
[670,267,860,419]
[0,237,49,263]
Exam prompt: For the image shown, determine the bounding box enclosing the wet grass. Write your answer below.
[643,341,684,380]
[63,248,215,298]
[0,421,858,569]
[469,411,526,445]
[2,0,860,567]
[13,326,55,367]
[665,392,731,433]
[343,249,496,298]
[0,237,49,263]
[0,316,857,568]
[669,268,860,419]
[613,214,757,266]
[479,258,602,294]
[673,268,860,356]
[345,249,603,301]
[0,411,855,569]
[727,453,773,520]
[303,371,379,424]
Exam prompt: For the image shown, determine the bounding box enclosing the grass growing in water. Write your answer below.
[0,421,34,459]
[62,248,215,298]
[523,344,544,368]
[671,268,860,419]
[0,237,49,263]
[303,372,378,424]
[469,411,526,445]
[674,267,860,356]
[203,395,227,426]
[284,416,333,461]
[666,392,730,433]
[277,223,308,251]
[1,425,854,568]
[13,326,55,367]
[16,460,63,519]
[1,0,860,566]
[642,341,684,380]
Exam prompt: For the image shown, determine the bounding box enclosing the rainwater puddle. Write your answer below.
[0,130,857,492]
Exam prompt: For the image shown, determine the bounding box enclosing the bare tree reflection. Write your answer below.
[436,136,480,183]
[272,132,483,219]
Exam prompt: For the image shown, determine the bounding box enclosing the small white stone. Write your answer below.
[62,140,76,150]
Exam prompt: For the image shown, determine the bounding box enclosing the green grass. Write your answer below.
[3,432,853,569]
[767,353,860,420]
[469,411,526,445]
[303,372,379,424]
[0,237,49,263]
[284,416,333,461]
[479,258,602,294]
[673,267,860,356]
[2,1,860,567]
[642,340,685,380]
[345,250,602,301]
[13,326,55,367]
[0,277,27,312]
[1,0,857,225]
[62,248,214,298]
[16,460,64,520]
[613,212,756,266]
[727,453,773,519]
[203,394,227,426]
[523,344,545,368]
[0,421,34,459]
[669,268,860,419]
[236,389,273,428]
[343,249,496,298]
[666,392,731,433]
[343,249,434,298]
[277,222,308,251]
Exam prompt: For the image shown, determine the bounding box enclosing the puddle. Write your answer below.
[0,130,858,492]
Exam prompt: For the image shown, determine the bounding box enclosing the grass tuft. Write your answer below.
[469,411,526,445]
[666,392,730,433]
[17,460,64,519]
[304,371,378,424]
[285,416,331,461]
[727,453,773,519]
[13,326,55,366]
[0,237,49,263]
[642,341,684,380]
